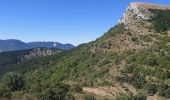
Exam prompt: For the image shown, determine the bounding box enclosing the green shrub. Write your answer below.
[149,9,170,33]
[146,55,158,67]
[157,83,170,98]
[165,88,170,98]
[131,37,138,42]
[143,82,157,96]
[71,85,82,92]
[156,71,170,79]
[84,94,96,100]
[116,92,147,100]
[0,84,9,97]
[157,83,169,97]
[116,73,146,89]
[3,72,26,92]
[130,73,146,89]
[139,36,153,42]
[115,75,129,84]
[40,83,70,100]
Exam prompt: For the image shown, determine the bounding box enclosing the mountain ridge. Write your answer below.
[0,39,75,52]
[28,41,74,50]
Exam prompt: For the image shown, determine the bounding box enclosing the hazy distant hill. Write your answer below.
[0,39,31,52]
[28,42,74,50]
[0,39,75,52]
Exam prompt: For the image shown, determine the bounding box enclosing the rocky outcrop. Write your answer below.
[119,2,170,26]
[24,48,62,60]
[119,2,151,26]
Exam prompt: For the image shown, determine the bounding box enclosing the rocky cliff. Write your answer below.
[24,48,62,60]
[120,2,170,26]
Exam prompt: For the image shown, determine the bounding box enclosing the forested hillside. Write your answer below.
[0,48,63,77]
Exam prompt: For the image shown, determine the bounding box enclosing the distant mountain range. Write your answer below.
[0,39,75,52]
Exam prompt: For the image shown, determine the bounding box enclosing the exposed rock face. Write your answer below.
[24,48,62,60]
[120,2,151,26]
[119,2,170,26]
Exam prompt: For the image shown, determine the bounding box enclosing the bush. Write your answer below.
[115,75,129,84]
[149,9,170,33]
[139,36,152,42]
[157,83,170,98]
[3,72,26,92]
[116,92,147,100]
[156,71,170,79]
[84,94,96,100]
[0,84,9,97]
[130,73,146,89]
[40,83,70,100]
[165,88,170,98]
[116,73,146,89]
[131,37,138,42]
[143,82,157,96]
[71,85,82,92]
[146,55,158,67]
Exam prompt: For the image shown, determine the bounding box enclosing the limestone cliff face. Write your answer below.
[120,2,151,26]
[119,2,170,26]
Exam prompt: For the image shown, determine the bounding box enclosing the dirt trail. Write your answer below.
[83,87,112,96]
[83,84,137,97]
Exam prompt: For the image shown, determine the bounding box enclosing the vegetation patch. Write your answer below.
[149,9,170,33]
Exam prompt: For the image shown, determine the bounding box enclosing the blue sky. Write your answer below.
[0,0,170,45]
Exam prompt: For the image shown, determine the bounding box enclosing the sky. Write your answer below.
[0,0,170,46]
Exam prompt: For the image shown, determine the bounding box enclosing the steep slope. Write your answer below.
[0,2,170,100]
